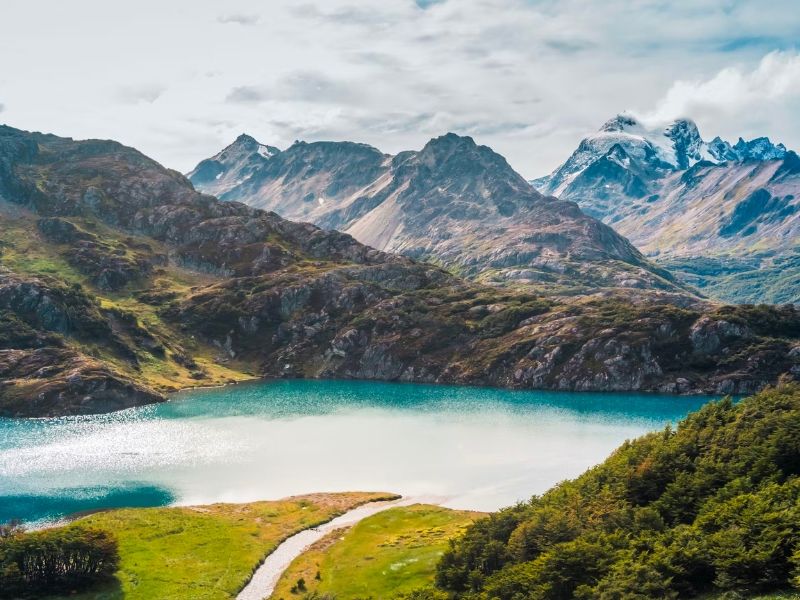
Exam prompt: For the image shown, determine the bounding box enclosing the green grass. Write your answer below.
[0,210,259,393]
[272,504,481,599]
[46,492,396,600]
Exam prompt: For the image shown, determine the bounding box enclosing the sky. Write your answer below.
[1,0,799,179]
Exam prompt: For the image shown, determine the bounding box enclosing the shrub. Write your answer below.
[0,524,119,598]
[436,385,800,599]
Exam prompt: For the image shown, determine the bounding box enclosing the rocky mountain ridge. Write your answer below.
[189,132,683,293]
[530,115,799,304]
[1,125,799,417]
[532,113,789,202]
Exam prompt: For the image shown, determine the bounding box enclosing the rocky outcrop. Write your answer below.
[0,347,163,417]
[168,269,800,398]
[689,316,752,354]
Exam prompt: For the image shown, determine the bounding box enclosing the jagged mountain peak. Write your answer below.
[285,139,386,158]
[423,131,478,148]
[233,132,259,145]
[528,113,800,304]
[663,118,708,169]
[187,133,280,194]
[599,113,642,133]
[665,117,701,135]
[534,113,792,198]
[732,136,788,161]
[189,131,680,292]
[411,132,527,186]
[415,133,486,166]
[215,133,279,160]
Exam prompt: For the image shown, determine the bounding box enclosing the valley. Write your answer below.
[4,383,799,600]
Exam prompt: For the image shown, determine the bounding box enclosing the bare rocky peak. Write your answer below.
[188,130,683,292]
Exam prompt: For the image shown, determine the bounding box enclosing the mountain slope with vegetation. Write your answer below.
[432,384,800,599]
[1,125,800,417]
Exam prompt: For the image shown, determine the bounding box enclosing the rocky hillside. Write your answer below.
[532,114,799,304]
[2,125,799,417]
[189,133,682,292]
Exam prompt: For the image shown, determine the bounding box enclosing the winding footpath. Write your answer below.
[237,496,421,600]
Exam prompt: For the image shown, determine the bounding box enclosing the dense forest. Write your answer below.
[425,384,800,599]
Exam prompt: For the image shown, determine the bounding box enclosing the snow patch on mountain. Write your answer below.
[257,144,276,159]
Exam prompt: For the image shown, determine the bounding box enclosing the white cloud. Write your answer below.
[115,83,167,104]
[0,0,798,177]
[642,51,800,123]
[636,50,800,149]
[217,13,259,26]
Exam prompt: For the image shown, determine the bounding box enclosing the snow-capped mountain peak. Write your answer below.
[732,136,787,161]
[663,118,714,169]
[599,113,644,133]
[186,133,281,195]
[536,114,709,196]
[534,113,790,198]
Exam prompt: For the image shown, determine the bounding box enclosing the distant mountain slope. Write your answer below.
[3,124,799,417]
[189,133,682,293]
[531,114,799,304]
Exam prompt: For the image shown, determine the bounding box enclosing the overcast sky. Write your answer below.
[1,0,799,178]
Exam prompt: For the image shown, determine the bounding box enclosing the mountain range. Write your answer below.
[532,114,800,304]
[3,124,798,417]
[188,133,680,293]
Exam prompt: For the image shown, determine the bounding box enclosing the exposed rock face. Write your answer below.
[0,347,163,417]
[168,266,800,399]
[531,115,799,304]
[1,124,798,417]
[189,132,683,292]
[689,316,752,354]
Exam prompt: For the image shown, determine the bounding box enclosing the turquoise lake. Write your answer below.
[0,380,720,523]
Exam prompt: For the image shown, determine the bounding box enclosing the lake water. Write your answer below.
[0,380,718,523]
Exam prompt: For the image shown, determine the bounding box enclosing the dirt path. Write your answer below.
[237,496,423,600]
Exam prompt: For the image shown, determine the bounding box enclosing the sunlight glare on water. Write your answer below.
[0,380,717,522]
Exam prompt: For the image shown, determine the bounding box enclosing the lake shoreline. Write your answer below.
[1,379,723,523]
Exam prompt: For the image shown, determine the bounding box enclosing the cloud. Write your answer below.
[217,13,259,25]
[0,103,4,114]
[289,3,393,26]
[226,85,268,104]
[4,0,800,176]
[115,83,166,104]
[641,51,800,124]
[227,71,356,105]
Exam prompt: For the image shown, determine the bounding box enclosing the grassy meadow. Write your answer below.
[272,504,481,599]
[45,492,396,600]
